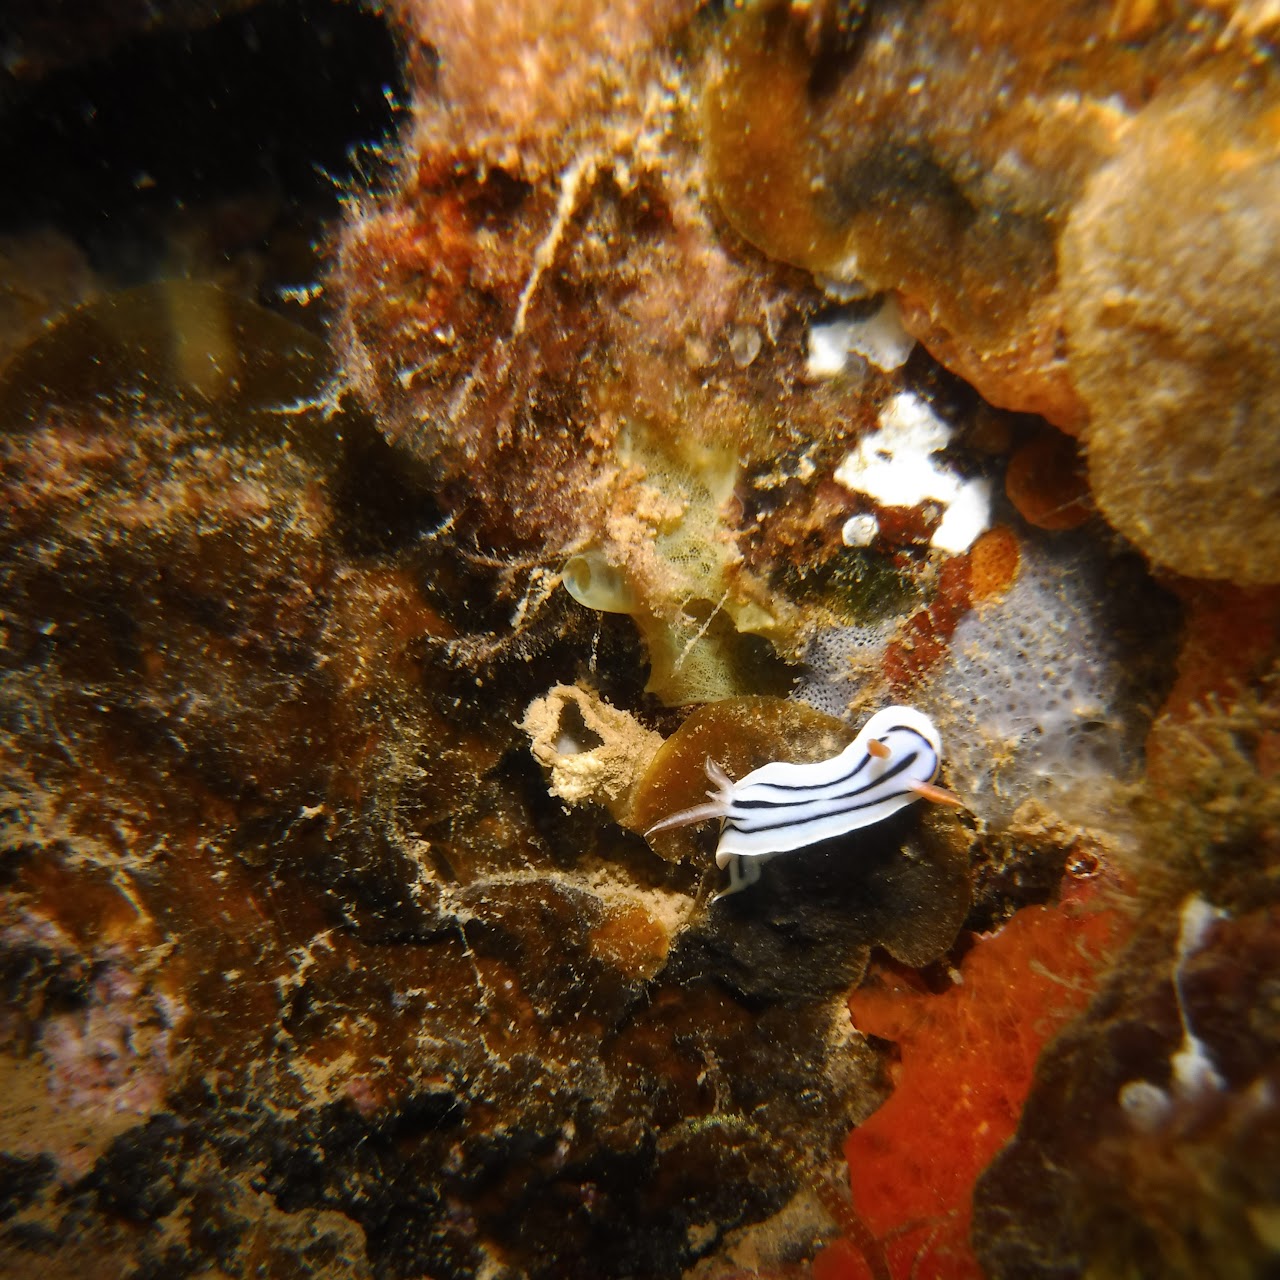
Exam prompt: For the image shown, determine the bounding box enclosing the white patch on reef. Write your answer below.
[823,249,870,291]
[841,513,880,547]
[727,323,763,368]
[1176,894,1228,965]
[806,297,916,377]
[934,474,993,555]
[1117,892,1230,1129]
[834,391,990,553]
[1171,1035,1224,1100]
[1119,1079,1174,1134]
[1170,894,1229,1100]
[807,316,860,378]
[850,296,915,371]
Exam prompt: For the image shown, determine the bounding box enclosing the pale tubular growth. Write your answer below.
[1169,894,1229,1098]
[1118,893,1231,1133]
[645,706,963,898]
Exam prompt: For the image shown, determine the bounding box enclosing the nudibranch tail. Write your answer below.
[643,757,736,839]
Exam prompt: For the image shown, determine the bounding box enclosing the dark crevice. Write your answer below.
[0,0,402,302]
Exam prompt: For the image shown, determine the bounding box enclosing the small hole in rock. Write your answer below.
[555,699,604,756]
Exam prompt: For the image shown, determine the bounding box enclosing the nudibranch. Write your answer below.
[645,705,963,897]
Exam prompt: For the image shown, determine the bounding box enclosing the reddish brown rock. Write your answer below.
[1004,434,1092,532]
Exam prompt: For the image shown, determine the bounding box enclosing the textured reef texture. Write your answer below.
[0,282,912,1277]
[3,1,1280,1278]
[331,0,897,705]
[705,0,1280,585]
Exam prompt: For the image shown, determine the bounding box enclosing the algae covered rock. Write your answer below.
[0,281,895,1280]
[1062,77,1280,585]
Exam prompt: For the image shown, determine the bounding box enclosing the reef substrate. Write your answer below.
[3,2,1280,1279]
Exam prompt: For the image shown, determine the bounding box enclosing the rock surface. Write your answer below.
[2,2,1278,1278]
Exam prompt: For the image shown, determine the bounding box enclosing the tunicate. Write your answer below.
[562,549,637,614]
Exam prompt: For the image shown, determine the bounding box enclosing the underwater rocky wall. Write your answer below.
[1,1,1279,1278]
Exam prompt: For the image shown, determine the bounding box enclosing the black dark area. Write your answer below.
[0,0,402,292]
[0,1152,56,1220]
[82,1113,192,1224]
[332,411,450,558]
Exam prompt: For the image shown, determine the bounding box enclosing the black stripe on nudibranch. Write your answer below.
[718,724,941,842]
[726,785,919,835]
[737,749,873,795]
[732,740,926,809]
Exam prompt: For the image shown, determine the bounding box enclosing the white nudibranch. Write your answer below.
[645,706,963,898]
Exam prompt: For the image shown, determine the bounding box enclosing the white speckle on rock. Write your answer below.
[807,315,861,378]
[726,323,763,368]
[1119,1079,1174,1134]
[816,272,871,302]
[840,513,880,547]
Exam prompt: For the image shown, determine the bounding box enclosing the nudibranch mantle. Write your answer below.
[645,705,961,897]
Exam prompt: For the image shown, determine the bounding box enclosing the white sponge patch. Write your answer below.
[834,392,991,553]
[806,296,916,376]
